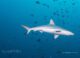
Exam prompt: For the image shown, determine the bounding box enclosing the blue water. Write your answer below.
[0,0,80,58]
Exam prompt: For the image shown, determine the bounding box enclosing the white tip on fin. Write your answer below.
[27,30,31,34]
[22,25,31,34]
[50,19,55,25]
[22,25,29,30]
[54,35,59,39]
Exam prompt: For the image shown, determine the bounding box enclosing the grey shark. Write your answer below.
[22,19,74,39]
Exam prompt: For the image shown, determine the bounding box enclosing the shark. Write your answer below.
[22,19,74,39]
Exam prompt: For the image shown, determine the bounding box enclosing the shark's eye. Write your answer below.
[56,31,61,32]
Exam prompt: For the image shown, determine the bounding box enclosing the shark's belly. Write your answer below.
[42,29,55,33]
[32,27,56,33]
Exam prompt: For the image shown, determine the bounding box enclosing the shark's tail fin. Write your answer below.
[22,25,31,34]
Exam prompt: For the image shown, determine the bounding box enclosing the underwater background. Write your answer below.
[0,0,80,58]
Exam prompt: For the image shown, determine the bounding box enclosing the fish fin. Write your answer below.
[54,35,59,39]
[27,30,31,34]
[22,25,31,34]
[49,19,55,25]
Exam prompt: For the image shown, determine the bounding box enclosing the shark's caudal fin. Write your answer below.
[22,25,31,34]
[49,19,55,25]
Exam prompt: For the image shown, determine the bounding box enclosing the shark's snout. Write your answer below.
[69,32,74,35]
[65,31,74,36]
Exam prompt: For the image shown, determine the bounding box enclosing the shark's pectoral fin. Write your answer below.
[27,30,31,34]
[54,35,59,39]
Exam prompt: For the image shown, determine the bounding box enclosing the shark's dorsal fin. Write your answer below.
[50,19,55,25]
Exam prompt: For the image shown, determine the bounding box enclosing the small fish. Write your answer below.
[56,50,62,54]
[72,2,76,5]
[61,8,64,11]
[62,15,65,18]
[63,1,67,3]
[53,0,58,2]
[30,14,34,17]
[42,4,50,8]
[62,20,66,25]
[37,39,41,42]
[53,12,59,16]
[34,21,38,24]
[36,1,40,4]
[44,16,48,18]
[56,13,60,16]
[24,31,27,39]
[53,12,57,15]
[65,10,69,13]
[41,56,45,58]
[43,16,48,21]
